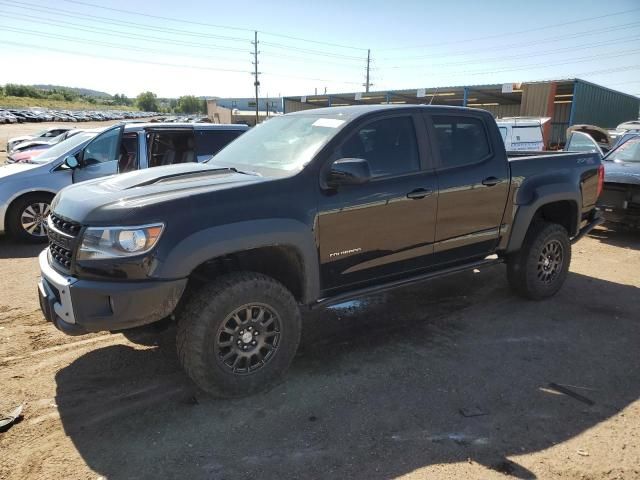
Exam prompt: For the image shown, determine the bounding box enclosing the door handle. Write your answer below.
[482,176,500,186]
[406,188,433,199]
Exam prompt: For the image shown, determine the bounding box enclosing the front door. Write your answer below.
[317,113,438,293]
[73,125,123,183]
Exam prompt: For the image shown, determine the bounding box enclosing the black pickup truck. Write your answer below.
[38,105,603,396]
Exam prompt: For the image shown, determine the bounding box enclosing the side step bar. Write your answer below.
[571,215,604,244]
[312,257,503,310]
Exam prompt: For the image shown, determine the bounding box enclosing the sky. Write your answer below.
[0,0,639,99]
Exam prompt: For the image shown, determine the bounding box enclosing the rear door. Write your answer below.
[425,113,510,263]
[72,125,123,183]
[194,128,245,161]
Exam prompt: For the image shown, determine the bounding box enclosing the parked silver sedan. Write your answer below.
[0,123,248,242]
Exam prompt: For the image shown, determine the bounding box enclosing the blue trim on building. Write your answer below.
[568,80,577,126]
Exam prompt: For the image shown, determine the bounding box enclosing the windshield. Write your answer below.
[606,136,640,163]
[30,132,97,164]
[208,115,346,173]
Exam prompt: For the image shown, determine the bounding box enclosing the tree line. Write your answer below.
[1,84,208,114]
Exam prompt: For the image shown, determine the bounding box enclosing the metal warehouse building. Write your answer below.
[283,79,639,147]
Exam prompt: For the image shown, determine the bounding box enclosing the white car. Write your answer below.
[496,117,549,151]
[6,127,73,153]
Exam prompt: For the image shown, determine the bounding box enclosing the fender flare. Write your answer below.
[156,218,320,303]
[506,184,581,253]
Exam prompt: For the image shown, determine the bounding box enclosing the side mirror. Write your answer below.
[64,155,79,169]
[327,158,371,187]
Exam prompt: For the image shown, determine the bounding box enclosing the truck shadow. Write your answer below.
[0,236,44,259]
[54,268,640,479]
[588,224,639,250]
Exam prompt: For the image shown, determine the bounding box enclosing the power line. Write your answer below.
[0,12,250,53]
[0,1,367,62]
[61,0,368,51]
[259,50,364,69]
[2,12,363,70]
[0,26,250,64]
[378,21,640,61]
[2,40,251,73]
[259,41,365,61]
[0,0,249,43]
[379,34,640,70]
[402,49,640,79]
[3,40,363,86]
[379,6,640,50]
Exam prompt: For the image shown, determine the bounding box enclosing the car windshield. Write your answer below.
[606,136,640,163]
[208,114,347,174]
[29,131,98,164]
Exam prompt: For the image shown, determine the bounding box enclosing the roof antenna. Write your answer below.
[429,87,439,105]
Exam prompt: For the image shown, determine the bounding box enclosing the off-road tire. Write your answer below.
[176,272,301,397]
[507,222,571,300]
[7,193,53,243]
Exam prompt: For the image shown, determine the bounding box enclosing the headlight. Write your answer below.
[76,223,164,260]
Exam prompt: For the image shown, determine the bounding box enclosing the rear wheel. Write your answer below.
[507,222,571,300]
[176,272,301,397]
[7,193,53,243]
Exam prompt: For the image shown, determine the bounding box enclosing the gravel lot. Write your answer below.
[1,123,639,479]
[0,226,638,480]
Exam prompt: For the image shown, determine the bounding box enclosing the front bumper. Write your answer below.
[38,249,187,335]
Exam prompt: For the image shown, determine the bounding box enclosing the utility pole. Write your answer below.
[364,49,371,93]
[252,31,260,125]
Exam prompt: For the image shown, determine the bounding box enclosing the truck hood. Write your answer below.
[603,160,640,186]
[52,162,266,223]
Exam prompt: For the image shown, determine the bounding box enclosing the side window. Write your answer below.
[566,132,599,153]
[82,127,120,165]
[338,116,420,178]
[195,130,243,158]
[499,127,508,142]
[118,134,138,173]
[148,131,196,168]
[432,116,491,168]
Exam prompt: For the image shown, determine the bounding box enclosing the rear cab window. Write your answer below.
[512,125,543,143]
[195,129,245,161]
[430,115,491,169]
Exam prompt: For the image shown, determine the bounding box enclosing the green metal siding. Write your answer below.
[572,80,639,128]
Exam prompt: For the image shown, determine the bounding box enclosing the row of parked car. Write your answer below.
[0,108,158,124]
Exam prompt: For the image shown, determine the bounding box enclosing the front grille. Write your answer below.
[49,242,73,269]
[47,213,82,271]
[49,213,82,236]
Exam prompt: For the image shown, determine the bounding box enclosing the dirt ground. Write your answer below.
[1,121,640,479]
[0,224,638,480]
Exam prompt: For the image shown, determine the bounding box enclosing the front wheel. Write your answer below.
[507,222,571,300]
[176,272,301,397]
[7,193,53,243]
